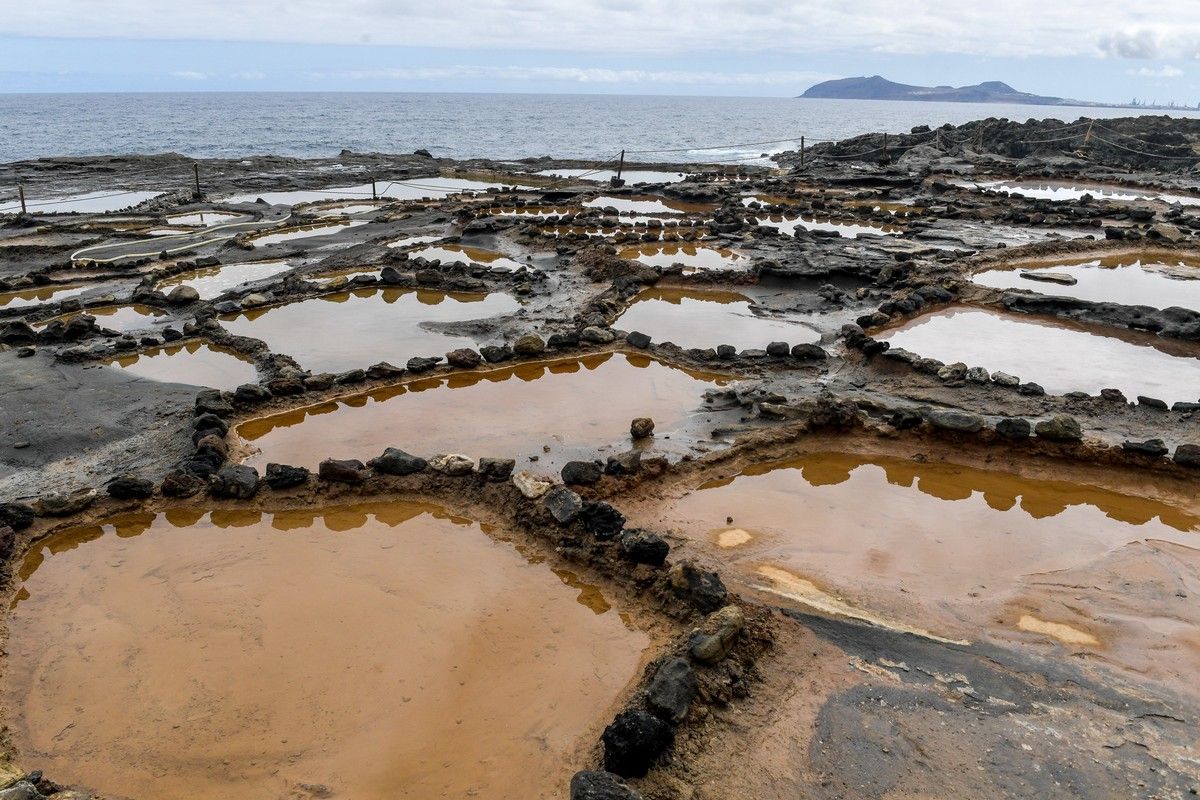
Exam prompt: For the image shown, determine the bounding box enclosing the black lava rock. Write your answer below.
[581,501,625,540]
[646,657,697,723]
[369,447,428,476]
[620,529,669,567]
[318,458,368,484]
[210,464,260,499]
[543,486,583,525]
[106,475,154,500]
[602,709,673,778]
[562,460,602,485]
[625,331,651,349]
[995,417,1032,439]
[0,503,34,532]
[570,770,642,800]
[265,463,310,489]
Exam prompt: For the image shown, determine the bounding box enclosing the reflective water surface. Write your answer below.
[106,341,258,391]
[157,260,294,300]
[619,243,750,272]
[5,502,646,800]
[0,284,88,310]
[614,287,819,349]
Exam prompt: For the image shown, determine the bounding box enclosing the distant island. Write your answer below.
[798,75,1183,109]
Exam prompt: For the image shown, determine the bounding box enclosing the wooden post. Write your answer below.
[18,185,26,215]
[371,177,378,200]
[800,136,805,168]
[616,149,625,181]
[192,163,201,198]
[1083,120,1094,145]
[882,133,888,160]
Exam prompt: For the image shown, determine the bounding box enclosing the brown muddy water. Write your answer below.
[237,352,733,472]
[614,287,820,349]
[219,287,520,374]
[408,244,529,271]
[0,284,89,310]
[973,252,1200,311]
[619,243,750,272]
[3,501,648,800]
[157,260,294,300]
[877,306,1200,403]
[248,220,369,248]
[646,451,1199,679]
[106,341,259,391]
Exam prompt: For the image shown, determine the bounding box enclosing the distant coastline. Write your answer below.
[800,75,1194,111]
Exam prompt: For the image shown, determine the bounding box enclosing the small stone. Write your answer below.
[1122,438,1168,457]
[36,488,97,516]
[161,469,207,498]
[625,331,651,349]
[991,371,1020,387]
[570,770,643,800]
[925,409,984,433]
[995,418,1032,439]
[765,341,790,357]
[0,503,34,532]
[446,348,483,368]
[513,470,553,499]
[428,453,475,476]
[318,458,367,484]
[107,475,154,500]
[601,709,673,778]
[688,604,746,664]
[965,366,990,383]
[791,343,827,360]
[669,561,727,613]
[209,464,259,499]
[1034,415,1083,441]
[620,529,669,566]
[581,501,625,539]
[716,344,736,359]
[581,326,616,344]
[513,333,546,355]
[477,457,515,481]
[234,383,272,404]
[406,356,441,373]
[1099,388,1127,403]
[166,285,200,304]
[480,345,513,363]
[1173,443,1200,468]
[630,417,654,439]
[543,486,583,524]
[646,657,697,723]
[1137,395,1169,410]
[335,369,366,385]
[264,463,310,489]
[366,361,405,379]
[605,450,642,475]
[562,460,602,485]
[1017,382,1046,396]
[369,448,428,476]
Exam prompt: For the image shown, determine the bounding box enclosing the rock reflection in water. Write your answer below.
[614,287,819,350]
[619,243,749,272]
[106,341,258,391]
[5,502,645,800]
[158,260,293,300]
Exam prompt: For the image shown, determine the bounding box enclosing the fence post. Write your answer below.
[18,185,27,215]
[616,149,625,181]
[882,133,888,160]
[800,136,805,168]
[192,164,201,198]
[371,177,378,200]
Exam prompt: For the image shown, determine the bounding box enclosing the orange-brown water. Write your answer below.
[238,352,732,472]
[4,502,648,800]
[158,260,293,300]
[0,284,88,310]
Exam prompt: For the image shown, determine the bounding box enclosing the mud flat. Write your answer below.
[4,501,648,799]
[220,287,520,373]
[106,341,259,391]
[157,260,294,300]
[614,287,820,350]
[236,352,733,472]
[974,251,1200,310]
[877,306,1200,403]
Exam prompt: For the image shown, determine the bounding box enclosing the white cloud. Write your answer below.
[1127,65,1184,78]
[170,70,208,80]
[229,70,266,80]
[7,1,1200,58]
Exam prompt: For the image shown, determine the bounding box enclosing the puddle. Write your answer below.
[220,287,520,374]
[408,245,528,271]
[386,234,445,249]
[969,180,1200,206]
[248,220,369,247]
[164,211,243,227]
[0,190,163,215]
[877,306,1200,403]
[536,169,691,185]
[614,287,819,349]
[973,253,1200,311]
[157,260,294,300]
[654,452,1198,644]
[4,501,647,800]
[751,213,901,238]
[224,178,525,206]
[238,352,733,473]
[0,284,89,310]
[310,203,383,217]
[585,196,714,216]
[619,243,750,272]
[106,341,258,391]
[46,304,166,333]
[486,205,582,218]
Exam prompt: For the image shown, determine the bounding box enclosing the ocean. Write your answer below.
[2,92,1199,165]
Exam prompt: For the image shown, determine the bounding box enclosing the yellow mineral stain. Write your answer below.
[1016,614,1100,646]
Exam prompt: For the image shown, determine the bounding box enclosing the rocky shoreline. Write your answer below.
[1,114,1199,799]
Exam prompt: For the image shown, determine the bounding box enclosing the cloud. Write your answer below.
[170,70,208,80]
[230,70,265,80]
[1127,65,1183,78]
[7,0,1200,59]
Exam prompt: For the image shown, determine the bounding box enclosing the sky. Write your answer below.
[3,1,1200,103]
